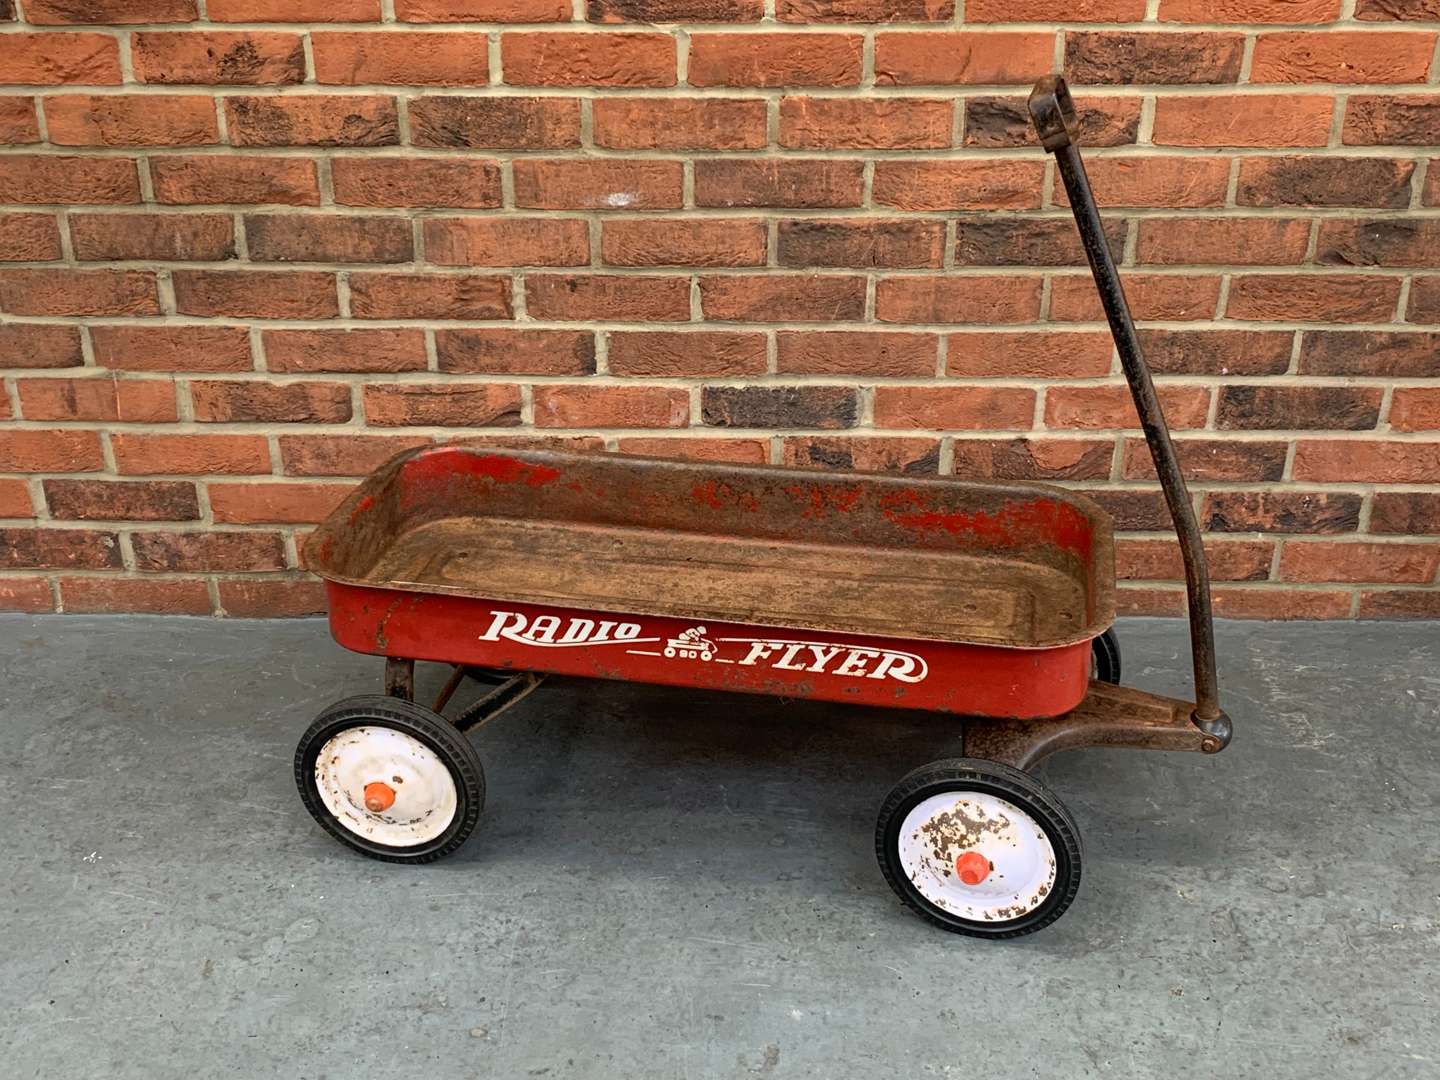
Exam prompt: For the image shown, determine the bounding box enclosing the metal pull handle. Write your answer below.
[1028,76,1229,744]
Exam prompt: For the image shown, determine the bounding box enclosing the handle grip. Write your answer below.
[1027,75,1079,152]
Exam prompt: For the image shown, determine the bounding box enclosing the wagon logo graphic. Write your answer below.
[477,610,927,684]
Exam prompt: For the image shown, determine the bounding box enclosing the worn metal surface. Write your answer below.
[454,671,546,733]
[383,655,413,702]
[305,445,1115,651]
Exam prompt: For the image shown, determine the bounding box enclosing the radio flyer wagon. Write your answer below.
[295,77,1234,938]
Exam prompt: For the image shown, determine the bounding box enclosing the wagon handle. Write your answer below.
[1028,75,1230,747]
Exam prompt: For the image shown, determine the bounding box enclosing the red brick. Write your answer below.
[946,331,1114,378]
[0,578,53,612]
[397,0,569,19]
[1202,491,1362,535]
[1411,277,1440,320]
[593,98,767,150]
[873,160,1046,211]
[173,270,338,319]
[951,438,1112,480]
[364,384,522,427]
[1226,275,1400,323]
[225,95,398,146]
[1138,329,1293,376]
[348,273,512,320]
[19,377,177,422]
[779,97,952,149]
[778,219,944,268]
[1050,273,1221,321]
[132,32,305,85]
[265,329,426,374]
[1117,538,1273,582]
[245,213,412,264]
[694,160,865,209]
[113,434,271,476]
[874,32,1053,85]
[1357,589,1440,619]
[590,0,761,19]
[1294,439,1440,482]
[409,96,581,150]
[602,219,766,267]
[1251,32,1435,84]
[44,479,199,521]
[1063,31,1245,84]
[778,331,937,377]
[279,434,432,476]
[0,212,61,261]
[1151,94,1333,147]
[778,0,952,19]
[688,33,862,87]
[535,385,689,428]
[1344,95,1440,145]
[26,0,196,21]
[0,479,33,518]
[513,159,683,211]
[1135,218,1310,265]
[525,274,690,321]
[61,576,211,615]
[1123,437,1288,481]
[437,328,596,375]
[702,386,857,429]
[874,386,1035,430]
[44,94,217,146]
[1217,385,1382,430]
[1356,0,1440,19]
[332,158,501,210]
[91,325,252,373]
[1115,586,1186,617]
[191,380,352,424]
[974,0,1141,15]
[208,481,354,524]
[1237,156,1414,208]
[210,0,380,18]
[1299,331,1440,377]
[875,276,1042,325]
[1046,385,1211,430]
[607,331,767,377]
[503,32,675,87]
[313,31,490,86]
[1371,493,1440,535]
[0,269,158,316]
[1390,388,1440,431]
[1159,0,1340,21]
[700,274,867,322]
[218,578,328,617]
[0,97,40,144]
[1057,156,1230,208]
[132,531,286,573]
[781,435,940,474]
[1281,540,1440,583]
[0,154,138,204]
[0,324,83,369]
[425,217,588,267]
[1211,587,1353,620]
[964,94,1139,148]
[1316,219,1440,268]
[618,437,769,464]
[69,212,234,261]
[0,33,121,85]
[2,527,119,569]
[956,217,1125,267]
[150,154,319,206]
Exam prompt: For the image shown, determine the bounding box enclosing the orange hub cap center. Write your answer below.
[956,850,990,886]
[363,781,396,813]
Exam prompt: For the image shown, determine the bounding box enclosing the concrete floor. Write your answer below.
[0,616,1436,1079]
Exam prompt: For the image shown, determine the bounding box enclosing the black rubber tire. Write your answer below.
[1091,627,1122,685]
[875,757,1083,938]
[295,693,485,864]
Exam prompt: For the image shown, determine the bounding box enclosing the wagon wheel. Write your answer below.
[1091,627,1122,685]
[295,694,485,864]
[875,758,1082,938]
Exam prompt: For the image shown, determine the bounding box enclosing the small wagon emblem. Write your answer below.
[663,626,716,661]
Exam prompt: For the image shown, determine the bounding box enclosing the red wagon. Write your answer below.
[295,77,1233,938]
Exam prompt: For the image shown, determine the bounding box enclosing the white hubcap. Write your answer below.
[314,725,459,847]
[897,790,1058,923]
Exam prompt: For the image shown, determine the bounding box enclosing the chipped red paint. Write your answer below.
[325,582,1093,721]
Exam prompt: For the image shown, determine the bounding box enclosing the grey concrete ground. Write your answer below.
[0,615,1436,1079]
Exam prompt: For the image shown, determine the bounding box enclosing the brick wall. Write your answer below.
[1,0,1438,620]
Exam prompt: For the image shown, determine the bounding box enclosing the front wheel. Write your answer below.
[875,758,1082,938]
[295,693,485,864]
[1091,627,1122,685]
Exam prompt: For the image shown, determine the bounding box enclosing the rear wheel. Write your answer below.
[1091,627,1122,685]
[876,758,1082,938]
[295,694,484,864]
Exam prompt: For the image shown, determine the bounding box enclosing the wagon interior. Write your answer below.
[306,445,1115,650]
